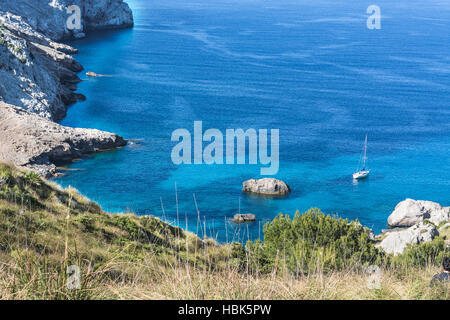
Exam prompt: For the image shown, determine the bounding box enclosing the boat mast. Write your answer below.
[362,134,368,170]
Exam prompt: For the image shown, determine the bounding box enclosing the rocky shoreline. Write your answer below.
[377,199,449,255]
[240,178,449,255]
[0,1,133,177]
[1,2,448,257]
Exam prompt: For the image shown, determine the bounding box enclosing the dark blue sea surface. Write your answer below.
[57,0,450,241]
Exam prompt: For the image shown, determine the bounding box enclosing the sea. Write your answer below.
[57,0,450,242]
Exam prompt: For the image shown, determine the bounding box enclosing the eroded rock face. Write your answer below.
[242,178,291,195]
[0,0,133,41]
[378,222,439,256]
[0,12,84,120]
[0,102,126,178]
[377,199,449,255]
[387,199,450,228]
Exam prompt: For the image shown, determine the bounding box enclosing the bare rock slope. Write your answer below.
[0,0,133,41]
[377,199,449,255]
[0,102,126,178]
[0,12,84,120]
[0,2,132,176]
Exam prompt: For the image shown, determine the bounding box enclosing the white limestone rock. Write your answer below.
[0,12,84,120]
[0,102,126,178]
[0,0,133,41]
[387,199,449,228]
[242,178,291,195]
[378,222,439,256]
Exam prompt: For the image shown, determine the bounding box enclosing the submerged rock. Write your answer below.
[233,214,256,223]
[73,32,86,39]
[377,199,449,255]
[387,199,450,228]
[242,178,290,195]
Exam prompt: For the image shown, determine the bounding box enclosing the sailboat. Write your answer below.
[353,134,370,180]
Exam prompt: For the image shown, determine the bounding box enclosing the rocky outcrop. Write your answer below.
[0,12,84,120]
[378,222,439,256]
[0,3,132,177]
[0,102,126,178]
[0,0,133,41]
[86,71,102,77]
[387,199,450,228]
[233,214,256,224]
[377,199,449,255]
[242,178,291,195]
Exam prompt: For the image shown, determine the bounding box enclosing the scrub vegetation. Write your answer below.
[0,163,448,300]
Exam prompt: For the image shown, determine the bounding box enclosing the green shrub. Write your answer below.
[76,215,96,232]
[392,237,449,268]
[0,206,16,217]
[246,209,385,274]
[0,164,14,184]
[110,215,140,239]
[24,171,41,185]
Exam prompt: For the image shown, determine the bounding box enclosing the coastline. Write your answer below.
[0,1,448,250]
[0,1,133,177]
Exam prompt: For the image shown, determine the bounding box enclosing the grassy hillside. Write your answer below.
[0,163,448,300]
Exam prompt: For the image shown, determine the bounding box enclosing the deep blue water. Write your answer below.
[57,0,450,242]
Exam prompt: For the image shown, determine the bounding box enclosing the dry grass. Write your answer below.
[37,258,447,300]
[0,163,448,300]
[1,248,447,300]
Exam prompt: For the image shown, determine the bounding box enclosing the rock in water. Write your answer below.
[242,178,290,195]
[86,71,101,77]
[233,214,256,223]
[73,32,86,39]
[387,199,450,228]
[378,222,439,256]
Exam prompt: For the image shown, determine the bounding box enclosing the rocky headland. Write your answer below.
[0,102,126,178]
[0,1,133,176]
[377,199,450,255]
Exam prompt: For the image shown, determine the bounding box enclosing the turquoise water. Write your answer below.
[57,0,450,241]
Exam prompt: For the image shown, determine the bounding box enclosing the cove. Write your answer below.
[56,0,450,242]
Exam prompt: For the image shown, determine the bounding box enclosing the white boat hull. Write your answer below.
[353,170,370,180]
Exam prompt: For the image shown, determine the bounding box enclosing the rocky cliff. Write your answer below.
[0,12,84,120]
[0,1,132,176]
[0,0,133,41]
[0,102,126,178]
